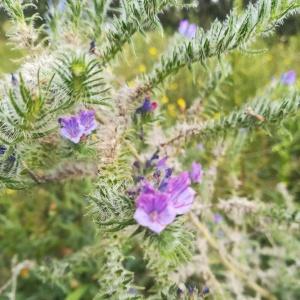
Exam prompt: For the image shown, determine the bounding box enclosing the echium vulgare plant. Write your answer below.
[0,0,300,299]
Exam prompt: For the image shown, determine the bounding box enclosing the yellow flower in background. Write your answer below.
[148,47,158,56]
[20,267,30,278]
[167,104,177,117]
[213,112,221,119]
[177,98,186,111]
[138,64,146,73]
[161,95,169,104]
[5,189,16,195]
[168,83,178,91]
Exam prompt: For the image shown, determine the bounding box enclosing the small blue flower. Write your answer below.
[178,19,197,39]
[165,168,173,178]
[214,213,223,224]
[0,145,7,155]
[58,110,97,143]
[202,286,210,295]
[187,285,195,295]
[135,98,158,114]
[281,70,296,85]
[59,116,83,143]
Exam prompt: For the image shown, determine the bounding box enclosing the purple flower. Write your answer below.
[167,172,196,214]
[186,24,197,39]
[141,98,152,112]
[58,110,97,143]
[165,168,173,178]
[281,70,296,85]
[178,19,189,35]
[156,156,168,170]
[59,116,83,143]
[136,98,158,114]
[202,287,210,295]
[134,187,176,234]
[178,19,197,39]
[213,213,223,224]
[189,162,203,183]
[156,156,173,180]
[134,161,197,233]
[78,110,97,135]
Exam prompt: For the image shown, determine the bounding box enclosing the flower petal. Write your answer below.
[157,204,176,225]
[189,162,203,183]
[186,24,197,39]
[178,19,189,35]
[78,110,97,135]
[59,116,83,143]
[167,171,191,199]
[171,186,195,214]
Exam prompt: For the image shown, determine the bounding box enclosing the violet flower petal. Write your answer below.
[59,116,83,143]
[167,172,196,214]
[78,110,97,135]
[186,24,197,39]
[281,70,296,85]
[189,162,203,183]
[167,171,191,197]
[134,190,176,233]
[170,186,196,214]
[178,19,189,35]
[156,156,168,170]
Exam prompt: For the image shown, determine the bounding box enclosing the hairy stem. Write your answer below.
[189,212,277,300]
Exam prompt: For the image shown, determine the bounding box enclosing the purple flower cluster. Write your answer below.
[133,156,203,233]
[281,70,296,85]
[58,110,97,143]
[135,97,158,114]
[178,19,197,39]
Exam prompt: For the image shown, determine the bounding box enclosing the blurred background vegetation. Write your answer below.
[0,0,299,299]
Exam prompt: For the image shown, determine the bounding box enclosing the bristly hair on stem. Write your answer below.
[159,92,300,149]
[99,0,197,64]
[129,0,299,101]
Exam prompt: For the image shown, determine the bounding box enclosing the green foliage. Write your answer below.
[54,55,109,105]
[144,220,194,271]
[94,241,142,300]
[0,148,23,189]
[100,0,196,64]
[0,0,27,22]
[161,91,300,147]
[88,177,136,232]
[1,0,44,48]
[0,0,300,299]
[136,0,300,95]
[0,73,57,145]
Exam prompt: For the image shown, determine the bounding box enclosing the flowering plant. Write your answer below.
[0,0,299,299]
[59,110,97,143]
[131,155,201,233]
